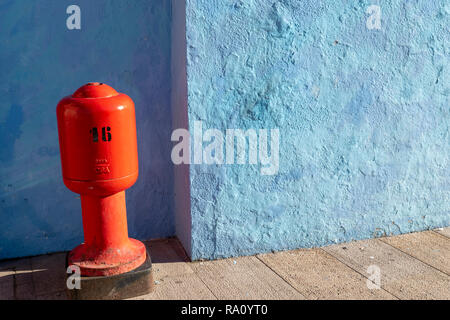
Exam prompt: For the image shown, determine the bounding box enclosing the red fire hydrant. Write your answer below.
[57,83,146,277]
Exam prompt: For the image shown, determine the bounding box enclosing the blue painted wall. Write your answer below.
[0,0,174,259]
[1,0,449,262]
[184,0,449,260]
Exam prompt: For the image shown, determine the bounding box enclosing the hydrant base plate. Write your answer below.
[66,249,154,300]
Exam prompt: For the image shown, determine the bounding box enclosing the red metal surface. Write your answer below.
[57,83,146,276]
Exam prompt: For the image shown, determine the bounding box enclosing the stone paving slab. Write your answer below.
[143,239,193,278]
[258,248,396,300]
[14,282,36,300]
[0,257,32,285]
[130,239,217,300]
[0,278,14,300]
[36,290,67,300]
[31,253,67,296]
[381,231,450,275]
[434,227,450,238]
[0,269,14,284]
[190,256,305,300]
[323,239,450,299]
[0,257,34,300]
[130,274,217,300]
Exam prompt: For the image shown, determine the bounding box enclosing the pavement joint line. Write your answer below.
[431,229,450,240]
[191,272,220,300]
[28,266,37,300]
[12,268,35,300]
[12,269,17,300]
[378,237,450,277]
[187,262,220,300]
[319,247,401,300]
[254,254,306,299]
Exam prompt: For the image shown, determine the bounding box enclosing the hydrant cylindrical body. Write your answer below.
[57,83,146,276]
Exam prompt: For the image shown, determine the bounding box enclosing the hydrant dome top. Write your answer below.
[72,82,119,99]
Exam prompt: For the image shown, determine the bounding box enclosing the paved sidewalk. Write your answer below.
[1,228,449,300]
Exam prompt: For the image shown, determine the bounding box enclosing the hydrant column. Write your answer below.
[80,192,129,249]
[57,82,146,277]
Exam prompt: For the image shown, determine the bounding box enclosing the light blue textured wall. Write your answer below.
[0,0,174,259]
[184,0,449,260]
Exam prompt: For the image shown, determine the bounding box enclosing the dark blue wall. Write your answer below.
[0,0,174,259]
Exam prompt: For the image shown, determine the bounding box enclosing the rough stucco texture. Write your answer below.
[185,0,449,260]
[0,0,174,259]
